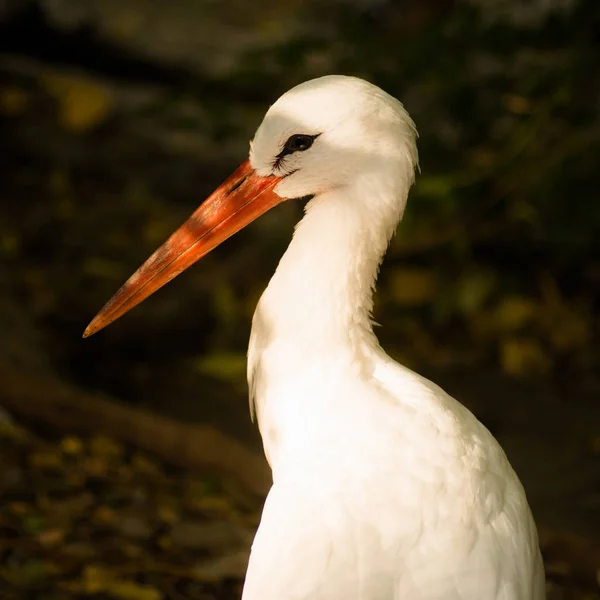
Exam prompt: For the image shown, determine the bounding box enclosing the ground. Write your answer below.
[1,415,598,600]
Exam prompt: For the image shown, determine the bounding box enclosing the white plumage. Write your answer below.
[85,74,546,600]
[243,76,545,599]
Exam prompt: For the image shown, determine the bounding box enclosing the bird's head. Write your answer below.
[83,75,418,337]
[250,75,418,202]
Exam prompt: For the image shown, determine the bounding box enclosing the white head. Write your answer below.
[250,75,418,231]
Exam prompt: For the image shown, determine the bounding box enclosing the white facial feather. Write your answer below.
[249,75,419,203]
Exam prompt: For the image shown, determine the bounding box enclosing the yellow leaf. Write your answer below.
[60,435,84,455]
[131,453,161,475]
[107,581,163,600]
[194,352,247,381]
[157,505,178,524]
[0,232,19,256]
[93,505,117,524]
[537,275,591,351]
[37,528,65,548]
[84,456,109,477]
[187,494,234,518]
[29,450,63,470]
[211,283,238,325]
[83,257,126,279]
[43,72,112,132]
[589,437,600,454]
[388,268,437,306]
[108,8,144,39]
[10,502,29,515]
[456,269,497,314]
[0,418,28,440]
[143,219,175,245]
[501,338,550,376]
[82,565,112,594]
[415,176,455,197]
[15,560,47,585]
[494,296,537,331]
[546,307,590,352]
[503,94,533,114]
[90,435,124,459]
[467,146,496,168]
[0,86,29,115]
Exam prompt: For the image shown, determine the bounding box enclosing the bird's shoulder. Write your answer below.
[368,353,537,534]
[370,353,507,469]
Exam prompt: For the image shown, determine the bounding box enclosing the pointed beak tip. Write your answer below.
[82,320,100,338]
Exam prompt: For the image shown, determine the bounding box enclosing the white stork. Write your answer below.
[85,75,545,600]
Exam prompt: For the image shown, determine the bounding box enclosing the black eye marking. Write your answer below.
[274,133,320,170]
[283,133,318,153]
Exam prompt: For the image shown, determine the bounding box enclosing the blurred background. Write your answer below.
[0,0,599,598]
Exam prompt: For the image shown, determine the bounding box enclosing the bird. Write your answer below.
[84,75,546,599]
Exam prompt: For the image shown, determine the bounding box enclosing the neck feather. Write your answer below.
[252,176,408,356]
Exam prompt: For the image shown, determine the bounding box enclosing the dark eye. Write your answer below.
[284,134,316,153]
[274,133,320,170]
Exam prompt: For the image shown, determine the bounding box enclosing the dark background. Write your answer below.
[0,0,599,598]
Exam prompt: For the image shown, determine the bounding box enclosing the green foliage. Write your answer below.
[0,0,598,407]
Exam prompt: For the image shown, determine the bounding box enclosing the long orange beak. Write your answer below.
[83,160,281,338]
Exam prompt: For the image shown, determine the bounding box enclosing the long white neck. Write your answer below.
[247,176,411,472]
[259,177,406,350]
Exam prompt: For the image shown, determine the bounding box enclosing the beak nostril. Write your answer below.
[228,175,248,195]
